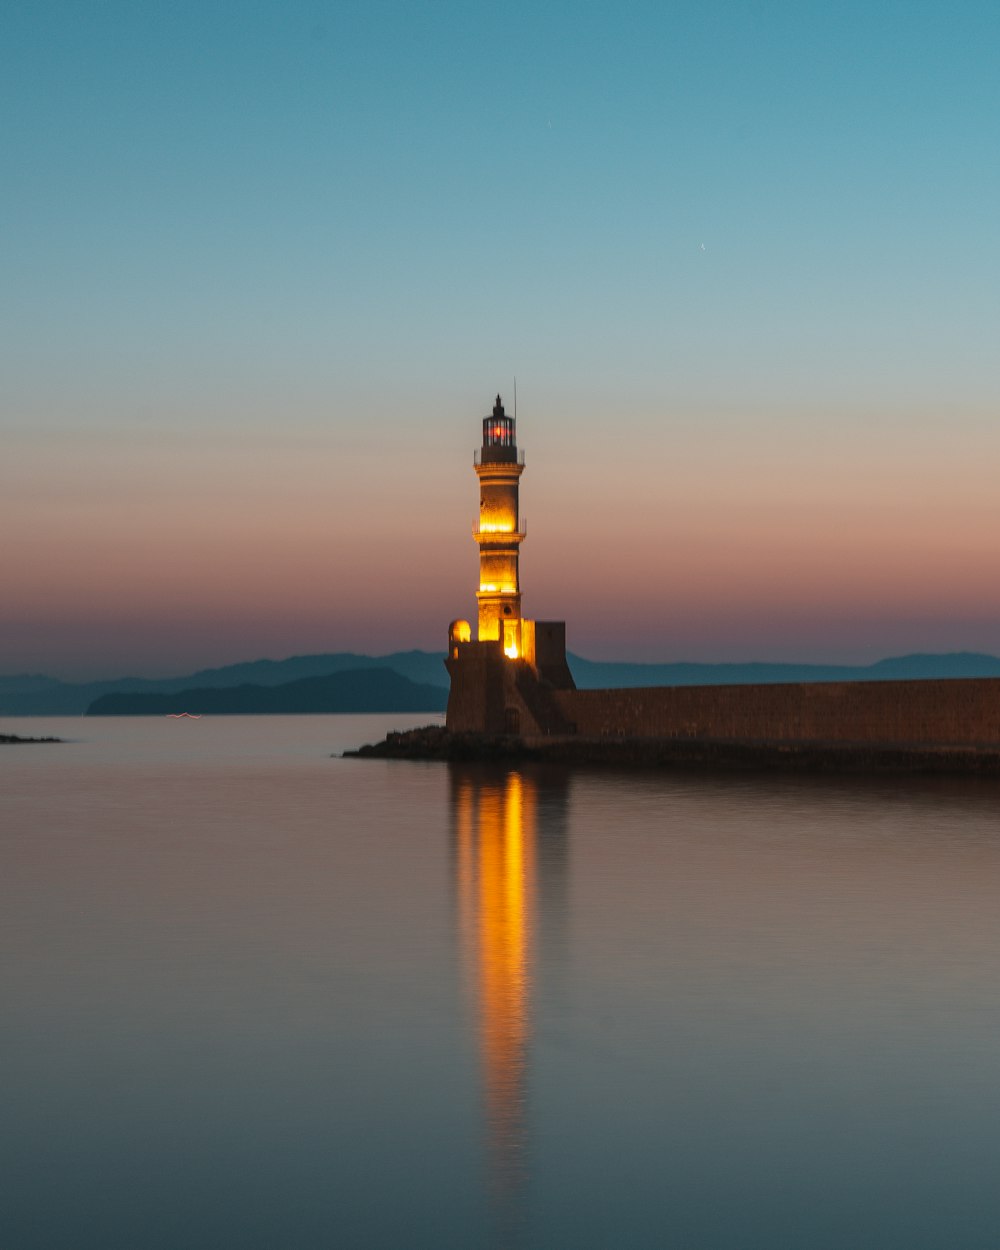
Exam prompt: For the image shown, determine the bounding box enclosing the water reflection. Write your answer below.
[449,765,570,1234]
[6,721,1000,1249]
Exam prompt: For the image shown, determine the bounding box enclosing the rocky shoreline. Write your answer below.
[344,725,1000,775]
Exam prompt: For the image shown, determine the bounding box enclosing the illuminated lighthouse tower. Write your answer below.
[475,395,525,658]
[445,393,574,735]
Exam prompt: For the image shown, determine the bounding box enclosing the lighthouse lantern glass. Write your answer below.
[483,415,515,448]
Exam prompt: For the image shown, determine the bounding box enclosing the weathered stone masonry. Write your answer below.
[551,677,1000,747]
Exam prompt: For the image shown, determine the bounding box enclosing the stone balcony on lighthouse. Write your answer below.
[472,516,526,542]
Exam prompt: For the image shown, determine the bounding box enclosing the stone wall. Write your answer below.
[551,677,1000,746]
[445,622,575,735]
[446,642,546,736]
[533,621,576,689]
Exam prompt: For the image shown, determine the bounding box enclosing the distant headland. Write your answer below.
[86,667,446,716]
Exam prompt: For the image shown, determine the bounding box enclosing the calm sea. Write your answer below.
[3,714,1000,1249]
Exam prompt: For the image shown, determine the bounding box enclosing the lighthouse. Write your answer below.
[474,395,525,657]
[445,393,575,735]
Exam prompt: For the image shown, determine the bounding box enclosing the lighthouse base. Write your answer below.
[444,621,576,735]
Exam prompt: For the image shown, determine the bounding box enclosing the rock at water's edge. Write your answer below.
[342,726,1000,775]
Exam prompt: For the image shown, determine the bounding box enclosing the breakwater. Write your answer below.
[549,676,1000,745]
[344,725,1000,776]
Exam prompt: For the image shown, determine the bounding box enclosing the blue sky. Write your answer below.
[3,1,1000,676]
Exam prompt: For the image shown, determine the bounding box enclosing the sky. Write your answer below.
[3,0,1000,679]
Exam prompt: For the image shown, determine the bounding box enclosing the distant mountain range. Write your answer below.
[0,651,450,716]
[88,668,447,716]
[565,651,1000,688]
[3,649,1000,716]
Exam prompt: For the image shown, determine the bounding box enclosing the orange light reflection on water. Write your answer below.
[453,770,537,1199]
